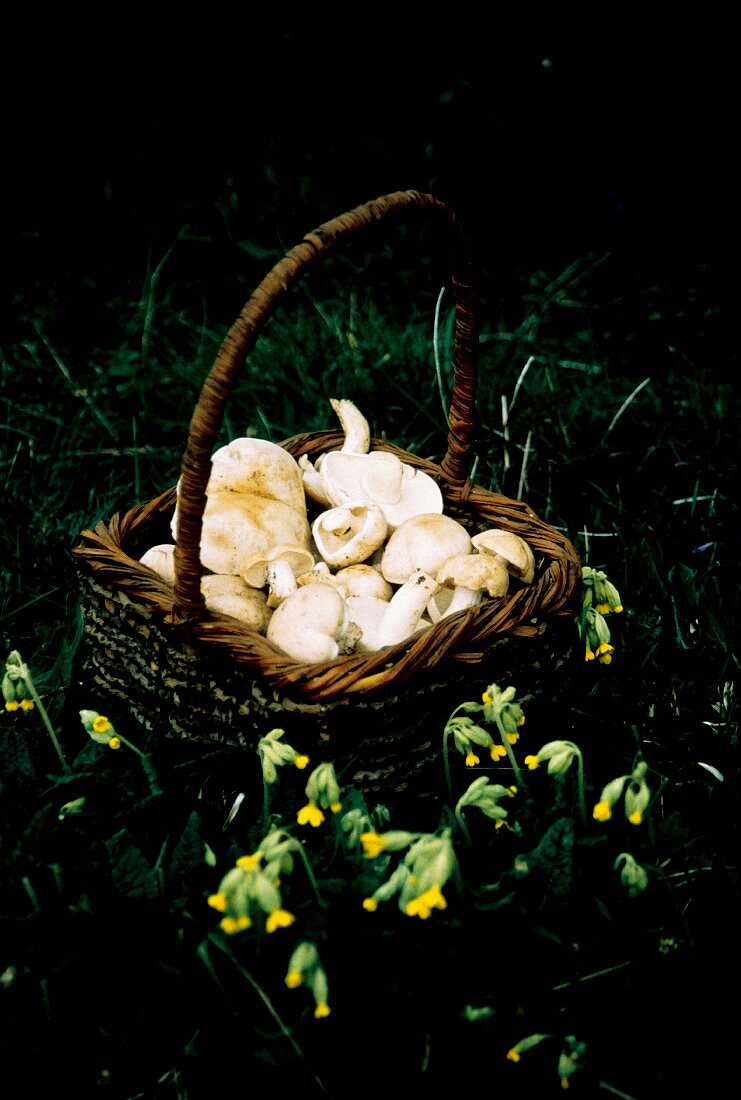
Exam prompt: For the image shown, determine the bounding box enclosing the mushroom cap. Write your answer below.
[436,554,510,597]
[320,450,443,532]
[172,491,311,576]
[380,513,473,585]
[200,574,272,632]
[207,438,306,515]
[139,543,176,584]
[471,529,536,584]
[238,544,315,588]
[332,564,393,602]
[267,584,360,662]
[312,503,387,568]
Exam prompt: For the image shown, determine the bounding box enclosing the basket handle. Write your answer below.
[173,190,480,621]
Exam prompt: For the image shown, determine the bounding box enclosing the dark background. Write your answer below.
[4,24,737,343]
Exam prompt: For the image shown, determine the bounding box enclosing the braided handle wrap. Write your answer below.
[173,190,479,620]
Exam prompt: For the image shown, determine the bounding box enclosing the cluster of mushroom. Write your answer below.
[138,399,536,664]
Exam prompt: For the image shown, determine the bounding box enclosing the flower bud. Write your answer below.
[614,852,649,896]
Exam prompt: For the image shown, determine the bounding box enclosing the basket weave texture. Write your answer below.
[73,190,581,755]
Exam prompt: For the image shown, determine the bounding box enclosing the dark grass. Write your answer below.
[2,224,740,1098]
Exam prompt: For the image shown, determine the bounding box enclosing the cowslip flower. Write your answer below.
[284,942,331,1019]
[258,727,310,785]
[297,763,342,827]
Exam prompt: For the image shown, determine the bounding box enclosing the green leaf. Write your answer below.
[166,811,203,886]
[104,829,159,898]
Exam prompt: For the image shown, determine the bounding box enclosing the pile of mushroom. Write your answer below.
[138,399,537,663]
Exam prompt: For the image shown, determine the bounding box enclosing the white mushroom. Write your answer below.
[471,529,536,585]
[427,554,509,623]
[381,513,473,585]
[312,503,388,568]
[377,569,441,647]
[139,544,176,584]
[267,584,362,663]
[238,544,316,608]
[332,564,393,602]
[344,595,390,653]
[171,491,311,576]
[207,438,306,514]
[200,575,272,632]
[320,450,443,532]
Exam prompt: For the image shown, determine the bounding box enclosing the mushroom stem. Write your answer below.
[378,570,441,647]
[331,397,371,454]
[266,559,299,608]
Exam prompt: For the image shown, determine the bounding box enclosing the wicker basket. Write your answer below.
[73,190,581,796]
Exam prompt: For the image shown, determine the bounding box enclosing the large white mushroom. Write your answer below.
[172,491,311,576]
[381,513,473,585]
[207,437,306,514]
[267,584,362,663]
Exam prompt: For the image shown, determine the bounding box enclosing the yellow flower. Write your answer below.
[506,1048,521,1063]
[628,810,642,826]
[265,908,295,934]
[561,1079,570,1090]
[314,1002,331,1019]
[330,801,342,814]
[517,715,525,726]
[92,715,111,734]
[465,751,480,767]
[236,853,261,871]
[207,892,228,912]
[593,800,612,822]
[495,819,509,830]
[482,691,492,704]
[220,915,251,934]
[585,648,595,662]
[5,700,20,712]
[406,884,447,920]
[294,754,310,770]
[524,755,539,770]
[596,602,612,614]
[108,736,121,750]
[285,970,302,989]
[506,732,519,745]
[20,699,35,712]
[362,897,378,912]
[360,832,386,859]
[490,744,507,761]
[297,801,325,827]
